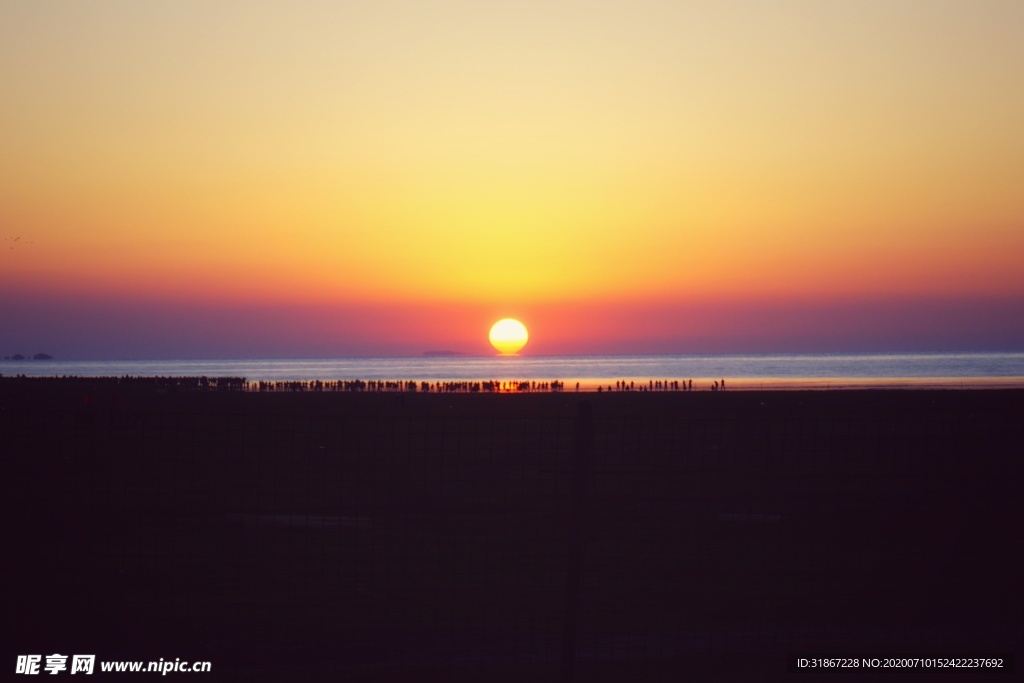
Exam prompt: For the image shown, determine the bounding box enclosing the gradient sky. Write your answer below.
[2,0,1023,358]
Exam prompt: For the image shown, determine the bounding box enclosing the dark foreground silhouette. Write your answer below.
[3,378,1020,681]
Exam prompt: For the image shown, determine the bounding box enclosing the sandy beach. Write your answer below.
[3,378,1021,680]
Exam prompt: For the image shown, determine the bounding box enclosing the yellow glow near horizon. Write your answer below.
[489,319,529,355]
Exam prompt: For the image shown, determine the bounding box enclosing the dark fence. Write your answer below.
[4,385,1022,680]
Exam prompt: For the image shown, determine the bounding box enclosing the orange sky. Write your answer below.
[2,1,1023,358]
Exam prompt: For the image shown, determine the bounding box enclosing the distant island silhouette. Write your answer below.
[3,353,53,360]
[422,350,470,357]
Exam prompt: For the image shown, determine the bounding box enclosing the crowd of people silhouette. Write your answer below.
[250,379,566,393]
[2,375,727,393]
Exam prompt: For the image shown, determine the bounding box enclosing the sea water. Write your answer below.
[2,352,1023,389]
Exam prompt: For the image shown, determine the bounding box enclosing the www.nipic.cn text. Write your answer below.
[16,655,212,675]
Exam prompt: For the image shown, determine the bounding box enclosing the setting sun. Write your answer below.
[489,319,529,355]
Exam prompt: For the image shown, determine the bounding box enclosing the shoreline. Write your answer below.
[2,351,1022,392]
[3,373,1024,393]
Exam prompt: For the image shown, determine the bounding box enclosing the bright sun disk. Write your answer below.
[489,319,528,355]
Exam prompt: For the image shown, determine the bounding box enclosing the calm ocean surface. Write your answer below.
[2,352,1023,389]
